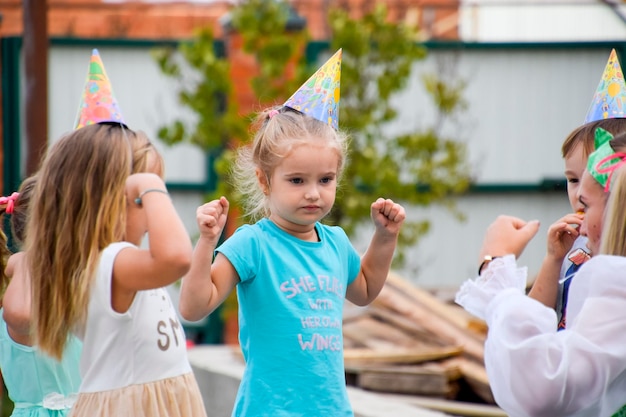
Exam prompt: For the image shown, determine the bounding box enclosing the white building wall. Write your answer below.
[380,46,613,289]
[43,46,208,235]
[391,47,611,184]
[460,1,626,42]
[47,46,206,186]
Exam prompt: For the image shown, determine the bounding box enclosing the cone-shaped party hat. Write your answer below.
[74,49,125,129]
[584,49,626,123]
[284,49,342,130]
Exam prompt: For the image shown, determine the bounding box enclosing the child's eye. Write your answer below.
[567,177,579,184]
[320,177,333,184]
[289,178,303,184]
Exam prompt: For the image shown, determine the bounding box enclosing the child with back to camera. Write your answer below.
[179,50,406,417]
[66,50,206,417]
[27,122,206,417]
[1,128,161,363]
[0,48,172,416]
[0,176,83,417]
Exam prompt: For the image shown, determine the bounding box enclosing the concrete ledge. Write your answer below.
[188,345,449,417]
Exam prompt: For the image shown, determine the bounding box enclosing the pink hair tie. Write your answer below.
[596,152,626,192]
[268,109,279,119]
[0,192,19,214]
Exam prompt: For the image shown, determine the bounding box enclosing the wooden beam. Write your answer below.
[378,393,508,417]
[23,0,48,176]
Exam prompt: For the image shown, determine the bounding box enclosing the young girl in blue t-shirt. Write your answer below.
[179,50,406,416]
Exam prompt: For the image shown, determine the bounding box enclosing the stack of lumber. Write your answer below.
[342,272,498,414]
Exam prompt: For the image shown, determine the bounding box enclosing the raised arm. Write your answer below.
[112,173,193,305]
[528,212,583,308]
[179,197,240,322]
[478,215,540,263]
[346,198,405,306]
[2,252,32,346]
[455,215,540,320]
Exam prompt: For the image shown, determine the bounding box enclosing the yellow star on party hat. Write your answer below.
[74,49,126,129]
[584,49,626,123]
[284,48,342,130]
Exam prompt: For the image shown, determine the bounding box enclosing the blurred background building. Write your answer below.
[1,0,626,293]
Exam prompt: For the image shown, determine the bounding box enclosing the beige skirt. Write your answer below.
[69,372,207,417]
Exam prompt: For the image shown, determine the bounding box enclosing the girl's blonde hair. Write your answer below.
[232,107,349,220]
[600,164,626,256]
[0,226,10,307]
[11,174,37,248]
[129,130,164,178]
[27,123,132,359]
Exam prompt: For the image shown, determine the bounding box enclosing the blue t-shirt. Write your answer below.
[217,218,361,417]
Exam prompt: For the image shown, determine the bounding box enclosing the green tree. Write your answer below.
[154,1,471,266]
[326,6,470,264]
[152,0,309,196]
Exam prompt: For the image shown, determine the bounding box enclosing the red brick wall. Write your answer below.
[1,0,459,40]
[1,0,230,39]
[289,0,459,41]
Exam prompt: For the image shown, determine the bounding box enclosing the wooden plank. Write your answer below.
[367,305,452,347]
[446,304,488,335]
[344,346,462,365]
[343,315,421,349]
[372,284,486,363]
[441,357,494,404]
[346,360,462,381]
[357,366,457,397]
[386,272,487,339]
[377,393,509,417]
[341,273,494,404]
[425,360,463,381]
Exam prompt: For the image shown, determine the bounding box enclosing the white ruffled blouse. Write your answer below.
[455,254,626,417]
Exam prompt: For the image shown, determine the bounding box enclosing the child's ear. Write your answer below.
[256,169,269,195]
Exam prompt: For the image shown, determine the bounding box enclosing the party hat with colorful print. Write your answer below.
[74,49,126,129]
[584,49,626,123]
[283,49,342,130]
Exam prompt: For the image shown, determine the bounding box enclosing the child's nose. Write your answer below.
[305,186,320,200]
